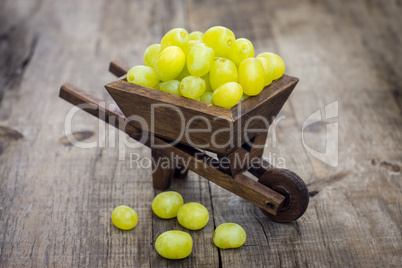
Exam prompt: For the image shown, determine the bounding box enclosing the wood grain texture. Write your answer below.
[1,0,402,267]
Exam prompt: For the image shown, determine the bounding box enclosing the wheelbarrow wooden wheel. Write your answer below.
[258,169,309,223]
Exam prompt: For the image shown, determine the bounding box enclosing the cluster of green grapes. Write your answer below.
[126,26,286,108]
[111,190,247,260]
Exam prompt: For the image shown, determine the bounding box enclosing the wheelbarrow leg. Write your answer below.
[174,165,189,179]
[151,149,175,191]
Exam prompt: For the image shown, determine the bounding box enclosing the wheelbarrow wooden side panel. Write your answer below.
[105,75,298,156]
[105,80,235,154]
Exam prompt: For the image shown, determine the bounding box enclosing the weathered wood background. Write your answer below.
[1,0,401,267]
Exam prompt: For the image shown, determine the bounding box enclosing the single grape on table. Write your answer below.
[152,191,184,219]
[155,230,193,259]
[213,223,246,249]
[111,205,138,230]
[177,202,209,230]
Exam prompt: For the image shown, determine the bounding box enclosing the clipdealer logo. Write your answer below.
[63,100,339,168]
[302,101,338,167]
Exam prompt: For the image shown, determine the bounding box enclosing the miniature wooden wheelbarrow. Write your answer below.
[59,60,309,223]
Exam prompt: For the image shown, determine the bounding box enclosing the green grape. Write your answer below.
[203,26,235,58]
[187,43,215,77]
[213,223,246,249]
[189,31,204,41]
[183,40,202,56]
[180,76,206,99]
[155,46,185,81]
[175,64,191,81]
[228,38,254,66]
[212,82,243,108]
[238,58,265,96]
[152,191,184,219]
[201,73,212,92]
[144,43,161,68]
[155,231,193,259]
[126,65,159,88]
[209,58,238,91]
[111,205,138,230]
[177,202,209,230]
[160,28,189,51]
[257,52,285,80]
[200,91,214,104]
[159,80,182,96]
[256,56,274,86]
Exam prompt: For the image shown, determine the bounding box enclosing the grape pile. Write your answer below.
[155,230,193,259]
[177,202,209,230]
[126,26,286,108]
[111,190,247,260]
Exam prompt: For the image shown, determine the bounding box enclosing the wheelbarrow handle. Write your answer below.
[59,82,143,140]
[109,59,130,77]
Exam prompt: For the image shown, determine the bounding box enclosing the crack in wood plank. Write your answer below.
[58,131,95,146]
[379,161,401,172]
[0,125,24,141]
[307,170,353,197]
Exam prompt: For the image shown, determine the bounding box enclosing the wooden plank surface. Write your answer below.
[0,0,401,267]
